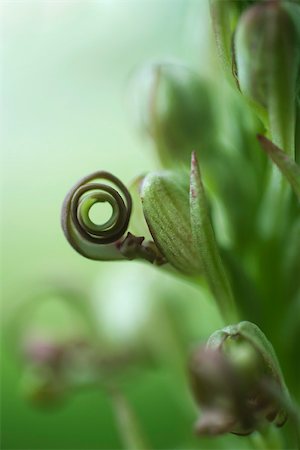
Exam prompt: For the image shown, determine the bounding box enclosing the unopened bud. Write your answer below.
[141,170,202,275]
[21,368,66,408]
[132,63,216,167]
[234,1,300,154]
[22,337,64,367]
[189,321,288,436]
[210,0,243,75]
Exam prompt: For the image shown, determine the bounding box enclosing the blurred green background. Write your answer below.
[2,1,255,449]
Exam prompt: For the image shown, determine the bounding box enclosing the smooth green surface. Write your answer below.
[2,2,215,448]
[2,1,300,449]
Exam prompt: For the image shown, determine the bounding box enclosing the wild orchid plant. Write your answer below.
[59,0,300,448]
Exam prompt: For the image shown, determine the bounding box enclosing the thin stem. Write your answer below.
[108,386,151,450]
[249,427,284,450]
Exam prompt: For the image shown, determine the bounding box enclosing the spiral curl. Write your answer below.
[61,171,132,260]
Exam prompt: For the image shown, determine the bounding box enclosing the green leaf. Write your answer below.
[258,135,300,201]
[141,170,202,275]
[190,152,237,323]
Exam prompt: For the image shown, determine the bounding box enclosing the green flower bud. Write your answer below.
[189,321,288,436]
[234,1,300,155]
[210,0,254,77]
[141,153,237,323]
[132,62,216,167]
[141,169,202,275]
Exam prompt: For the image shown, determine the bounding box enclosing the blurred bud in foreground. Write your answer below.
[189,321,288,436]
[21,367,66,408]
[234,1,300,156]
[23,337,64,367]
[131,62,216,167]
[21,338,67,407]
[20,334,152,408]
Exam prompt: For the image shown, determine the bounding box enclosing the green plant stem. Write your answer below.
[108,386,151,450]
[249,427,284,450]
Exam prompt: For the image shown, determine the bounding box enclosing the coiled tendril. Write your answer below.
[61,171,132,260]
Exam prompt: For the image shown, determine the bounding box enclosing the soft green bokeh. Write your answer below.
[2,1,220,448]
[2,1,287,449]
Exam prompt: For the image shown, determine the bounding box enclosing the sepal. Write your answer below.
[258,135,300,201]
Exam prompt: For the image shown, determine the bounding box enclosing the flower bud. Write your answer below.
[189,321,288,436]
[21,367,66,408]
[234,1,300,154]
[141,170,202,275]
[22,337,64,367]
[210,1,241,74]
[132,62,216,167]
